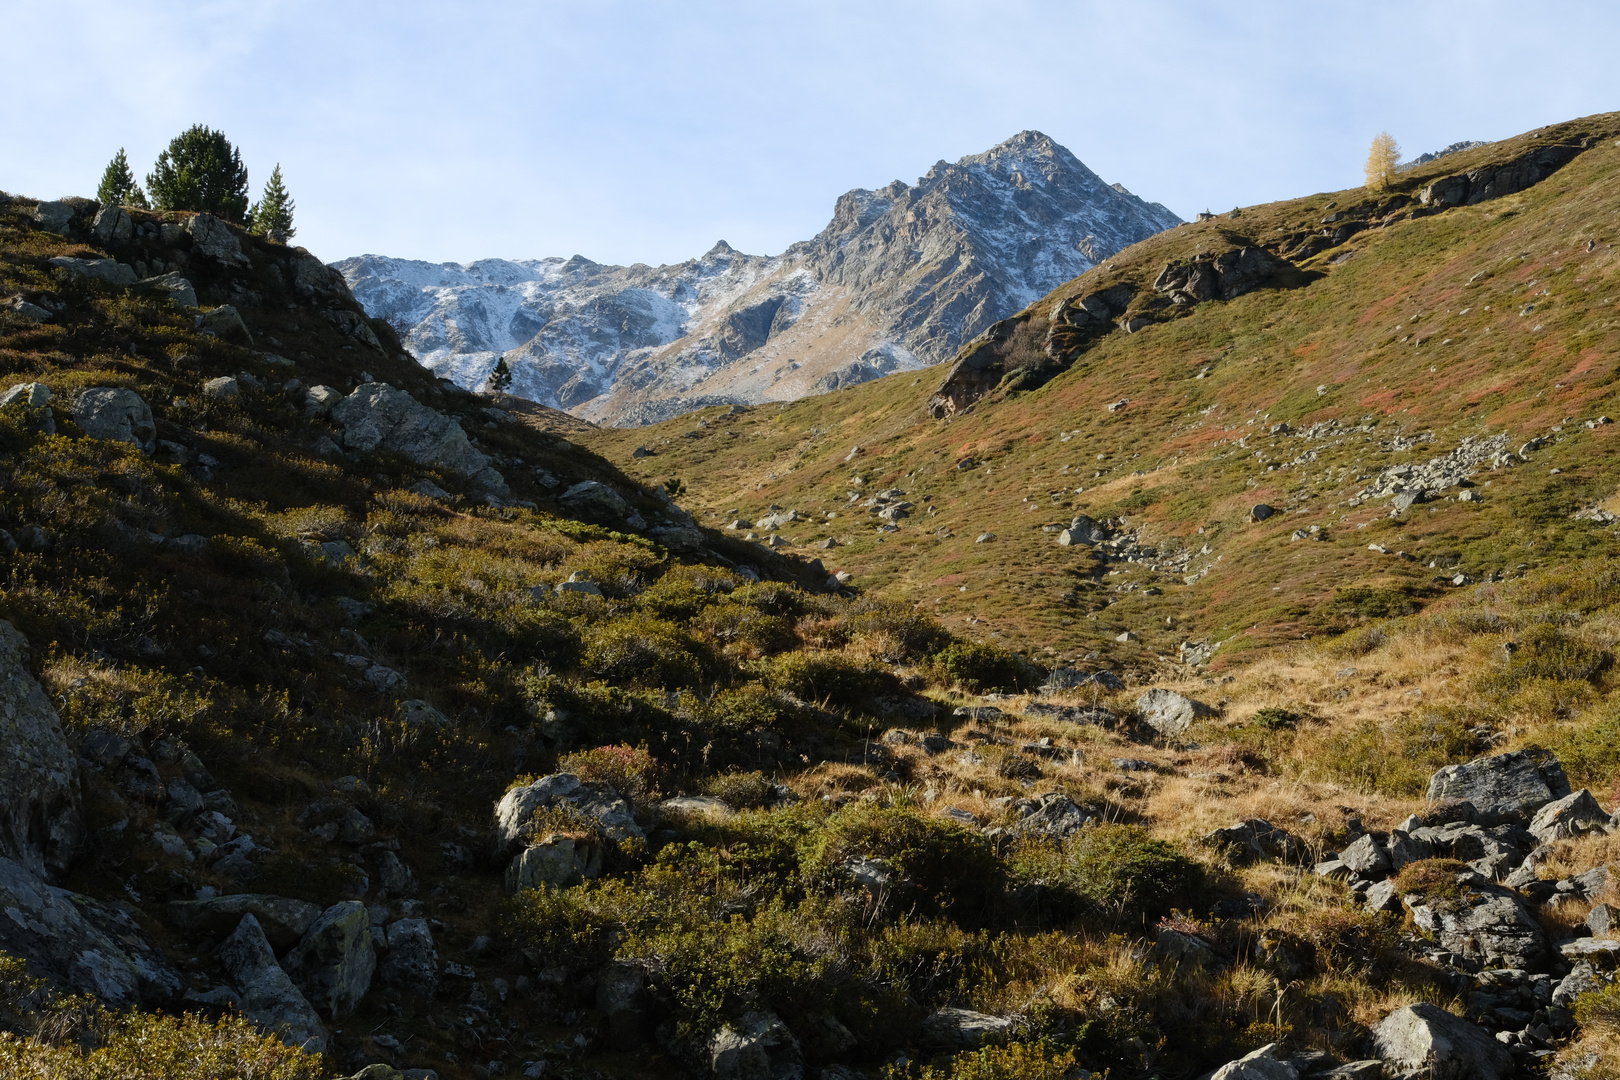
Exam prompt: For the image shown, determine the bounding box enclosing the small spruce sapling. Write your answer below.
[487,357,514,397]
[146,125,251,221]
[1364,131,1401,191]
[249,164,296,238]
[95,148,148,208]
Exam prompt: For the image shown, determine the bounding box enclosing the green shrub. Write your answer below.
[703,770,776,809]
[1248,707,1302,731]
[1391,858,1473,911]
[581,615,708,689]
[638,569,736,619]
[1313,710,1478,796]
[931,640,1034,693]
[1328,587,1420,619]
[692,602,799,657]
[559,744,667,804]
[503,880,646,972]
[885,1039,1077,1080]
[761,651,890,705]
[803,803,1001,917]
[1549,702,1620,792]
[1011,824,1200,924]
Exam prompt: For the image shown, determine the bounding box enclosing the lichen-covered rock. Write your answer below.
[218,913,328,1052]
[91,204,134,245]
[1134,687,1213,737]
[0,854,181,1006]
[329,383,507,493]
[1209,1042,1299,1080]
[0,620,81,877]
[378,917,438,998]
[1427,748,1571,824]
[1528,788,1610,843]
[72,387,156,453]
[494,772,644,853]
[1006,792,1095,840]
[48,256,137,286]
[708,1009,804,1080]
[1404,882,1548,971]
[283,900,376,1018]
[198,304,253,344]
[138,271,197,308]
[919,1007,1011,1051]
[505,834,603,892]
[1202,818,1304,865]
[185,213,249,266]
[1371,1002,1511,1080]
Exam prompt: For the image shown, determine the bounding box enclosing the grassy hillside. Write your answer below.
[581,113,1620,675]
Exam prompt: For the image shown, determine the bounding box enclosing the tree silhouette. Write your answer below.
[146,125,250,221]
[250,164,296,238]
[488,357,514,397]
[95,148,148,208]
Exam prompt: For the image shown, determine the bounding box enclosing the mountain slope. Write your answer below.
[576,112,1620,672]
[336,131,1180,427]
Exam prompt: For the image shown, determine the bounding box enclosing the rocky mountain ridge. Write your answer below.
[336,131,1179,426]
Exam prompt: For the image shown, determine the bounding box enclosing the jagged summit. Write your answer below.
[337,131,1180,427]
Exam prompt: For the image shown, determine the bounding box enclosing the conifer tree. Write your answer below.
[249,164,296,238]
[487,357,514,397]
[95,148,148,208]
[1365,131,1401,191]
[146,125,251,221]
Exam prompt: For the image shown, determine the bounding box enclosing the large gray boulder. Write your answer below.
[1209,1043,1299,1080]
[198,304,253,345]
[138,271,197,308]
[329,383,507,493]
[1371,1002,1511,1080]
[0,854,181,1005]
[1427,748,1571,824]
[1404,882,1548,971]
[505,834,603,892]
[1202,819,1304,865]
[919,1007,1011,1051]
[1006,792,1095,841]
[166,893,322,953]
[0,621,81,877]
[48,256,138,287]
[218,914,328,1052]
[31,200,77,234]
[378,917,438,999]
[1134,688,1213,737]
[72,387,156,453]
[282,900,375,1017]
[1528,788,1609,843]
[91,204,134,245]
[494,772,644,852]
[708,1009,804,1080]
[186,213,249,266]
[560,481,645,528]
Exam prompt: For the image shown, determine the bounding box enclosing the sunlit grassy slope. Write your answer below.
[580,113,1620,673]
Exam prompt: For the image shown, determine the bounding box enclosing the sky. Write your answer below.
[4,1,1617,268]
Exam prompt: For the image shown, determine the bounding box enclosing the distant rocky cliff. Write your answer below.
[336,132,1180,426]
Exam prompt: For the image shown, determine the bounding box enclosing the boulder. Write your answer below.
[138,271,197,308]
[1006,792,1095,840]
[1528,788,1610,843]
[1364,878,1402,914]
[0,620,82,876]
[1371,1002,1512,1080]
[304,384,343,416]
[329,383,507,493]
[505,834,602,892]
[218,914,328,1052]
[48,256,137,286]
[378,917,438,998]
[1249,504,1276,522]
[1202,819,1304,865]
[1134,688,1214,737]
[1427,748,1571,824]
[321,309,384,351]
[31,200,77,234]
[282,901,376,1018]
[91,204,134,245]
[919,1007,1011,1051]
[1553,961,1601,1007]
[1404,882,1548,971]
[203,376,240,400]
[198,304,253,345]
[559,481,641,526]
[596,959,652,1050]
[72,387,156,453]
[1209,1043,1299,1080]
[398,699,451,731]
[2,297,51,322]
[659,795,736,819]
[185,213,249,266]
[166,893,322,953]
[0,854,182,1006]
[493,772,644,852]
[708,1009,805,1080]
[1339,833,1392,877]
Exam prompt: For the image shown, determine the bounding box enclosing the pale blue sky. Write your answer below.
[5,1,1616,267]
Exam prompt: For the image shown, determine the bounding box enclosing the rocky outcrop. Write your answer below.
[559,480,645,529]
[1151,245,1286,305]
[72,387,156,453]
[1202,819,1304,865]
[1405,880,1549,972]
[282,900,376,1018]
[328,383,507,493]
[1371,1002,1512,1080]
[0,620,81,877]
[707,1010,805,1080]
[185,213,250,267]
[166,893,323,952]
[1419,142,1585,208]
[1528,788,1610,843]
[48,256,138,286]
[218,913,328,1052]
[0,854,181,1006]
[1427,748,1571,825]
[1004,792,1095,841]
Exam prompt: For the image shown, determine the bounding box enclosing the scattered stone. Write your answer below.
[1249,504,1276,522]
[138,271,197,308]
[72,387,156,453]
[1339,833,1392,877]
[659,795,735,819]
[1134,688,1214,737]
[218,914,327,1052]
[975,532,995,543]
[1007,793,1095,840]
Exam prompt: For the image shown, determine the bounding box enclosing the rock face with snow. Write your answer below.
[337,132,1179,427]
